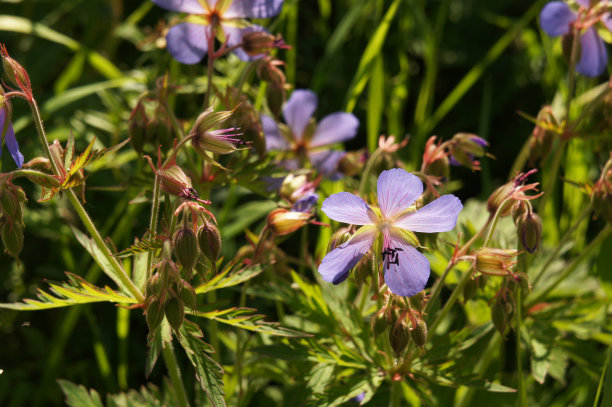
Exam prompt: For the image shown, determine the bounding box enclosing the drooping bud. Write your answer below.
[449,133,488,170]
[487,183,516,217]
[327,228,352,252]
[147,115,173,150]
[491,300,510,337]
[1,221,23,258]
[241,32,288,58]
[257,57,286,88]
[410,319,428,349]
[409,290,427,312]
[173,227,199,271]
[164,297,185,332]
[146,298,164,331]
[266,83,285,119]
[178,279,197,310]
[1,45,32,98]
[462,277,478,302]
[145,273,163,298]
[389,321,411,356]
[474,248,518,276]
[0,183,23,220]
[197,221,221,262]
[516,211,542,253]
[158,165,195,199]
[267,208,310,236]
[370,311,388,337]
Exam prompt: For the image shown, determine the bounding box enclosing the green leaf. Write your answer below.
[596,233,612,299]
[116,237,163,259]
[146,320,173,378]
[57,379,104,407]
[194,307,310,337]
[195,263,263,294]
[0,273,137,311]
[177,321,226,407]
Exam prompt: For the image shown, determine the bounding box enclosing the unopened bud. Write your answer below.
[197,221,221,262]
[409,290,427,312]
[147,117,172,149]
[463,277,478,302]
[371,311,388,337]
[1,221,23,258]
[129,103,149,154]
[173,227,199,271]
[327,228,352,252]
[411,319,428,348]
[517,273,531,295]
[178,279,197,310]
[487,183,516,217]
[242,32,286,57]
[158,165,193,197]
[389,321,411,356]
[0,185,22,219]
[337,151,365,177]
[491,300,509,337]
[164,297,185,331]
[474,248,517,276]
[257,58,286,88]
[146,298,165,332]
[516,211,542,253]
[1,45,31,95]
[146,273,163,298]
[267,208,310,236]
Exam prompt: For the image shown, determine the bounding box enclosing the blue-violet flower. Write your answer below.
[0,106,24,168]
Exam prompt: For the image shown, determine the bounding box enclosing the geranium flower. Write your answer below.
[540,0,612,77]
[318,168,462,297]
[0,106,24,168]
[152,0,284,63]
[261,89,359,178]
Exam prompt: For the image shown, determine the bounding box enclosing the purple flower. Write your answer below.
[540,1,612,77]
[262,89,359,178]
[318,169,462,297]
[0,107,24,168]
[152,0,283,63]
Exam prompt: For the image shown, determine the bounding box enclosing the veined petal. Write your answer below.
[309,112,359,148]
[5,123,23,168]
[377,169,423,219]
[394,194,462,233]
[603,13,612,32]
[383,232,430,297]
[575,0,591,8]
[224,0,284,18]
[261,114,287,151]
[539,2,576,37]
[576,27,607,77]
[221,23,267,61]
[321,192,376,225]
[309,150,345,178]
[166,23,210,64]
[152,0,207,13]
[283,90,317,142]
[318,227,375,284]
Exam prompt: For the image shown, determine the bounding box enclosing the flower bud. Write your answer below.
[242,32,287,57]
[410,319,428,348]
[462,277,478,302]
[1,45,31,96]
[337,150,365,177]
[173,227,199,271]
[197,221,221,262]
[257,58,286,89]
[129,103,149,154]
[164,297,185,332]
[487,183,516,217]
[389,321,411,356]
[327,228,352,253]
[1,221,23,258]
[491,300,510,337]
[409,290,427,312]
[146,273,163,298]
[516,211,542,253]
[517,273,531,295]
[280,174,308,201]
[146,298,165,332]
[147,117,172,149]
[178,279,197,310]
[371,311,388,337]
[474,248,517,276]
[267,208,310,236]
[0,184,23,220]
[266,83,285,119]
[158,165,194,198]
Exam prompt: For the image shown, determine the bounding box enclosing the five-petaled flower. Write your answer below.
[262,89,359,179]
[318,168,463,297]
[540,0,612,77]
[152,0,284,63]
[0,106,24,168]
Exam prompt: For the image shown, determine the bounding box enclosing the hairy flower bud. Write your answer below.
[197,221,221,262]
[487,183,516,217]
[178,279,197,310]
[409,290,427,312]
[267,208,310,236]
[146,273,163,298]
[389,321,411,356]
[1,221,23,258]
[491,300,510,337]
[266,83,285,119]
[242,32,287,57]
[516,211,542,253]
[0,184,23,220]
[463,277,478,302]
[474,248,517,276]
[411,319,428,348]
[146,298,164,332]
[173,227,199,271]
[371,311,388,337]
[337,150,365,177]
[158,165,194,198]
[164,297,185,332]
[1,45,31,97]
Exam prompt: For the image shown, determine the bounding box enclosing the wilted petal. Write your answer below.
[224,0,284,18]
[309,150,345,178]
[221,23,267,61]
[318,228,375,284]
[166,23,210,64]
[261,114,287,151]
[283,90,317,142]
[5,123,24,168]
[309,112,359,148]
[152,0,207,13]
[377,169,423,219]
[322,192,376,225]
[394,194,463,233]
[383,232,430,297]
[576,27,607,77]
[540,2,576,37]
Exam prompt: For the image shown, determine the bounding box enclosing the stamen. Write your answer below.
[381,247,404,269]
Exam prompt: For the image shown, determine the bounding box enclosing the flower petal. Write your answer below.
[539,2,576,37]
[309,112,359,148]
[5,122,24,168]
[318,228,375,284]
[321,192,376,225]
[603,13,612,32]
[221,23,267,61]
[283,90,317,142]
[309,150,345,179]
[575,0,591,8]
[224,0,284,18]
[166,23,210,64]
[383,233,430,297]
[576,27,607,77]
[377,169,423,219]
[394,194,463,233]
[261,114,287,151]
[152,0,207,13]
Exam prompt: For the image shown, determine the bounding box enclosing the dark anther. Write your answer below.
[381,247,403,269]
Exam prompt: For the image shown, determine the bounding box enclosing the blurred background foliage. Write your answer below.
[0,0,611,406]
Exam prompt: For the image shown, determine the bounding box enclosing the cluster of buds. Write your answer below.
[268,173,320,236]
[592,154,612,224]
[0,179,26,259]
[128,76,176,154]
[371,291,429,355]
[188,107,243,157]
[257,57,287,118]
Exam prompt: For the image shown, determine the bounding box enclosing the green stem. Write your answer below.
[359,149,383,196]
[28,99,144,301]
[527,224,612,307]
[516,287,527,407]
[389,379,402,407]
[146,175,162,279]
[162,339,190,407]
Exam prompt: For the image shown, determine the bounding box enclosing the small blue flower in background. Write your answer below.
[152,0,284,63]
[0,106,24,168]
[540,0,612,77]
[262,89,359,179]
[318,168,462,297]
